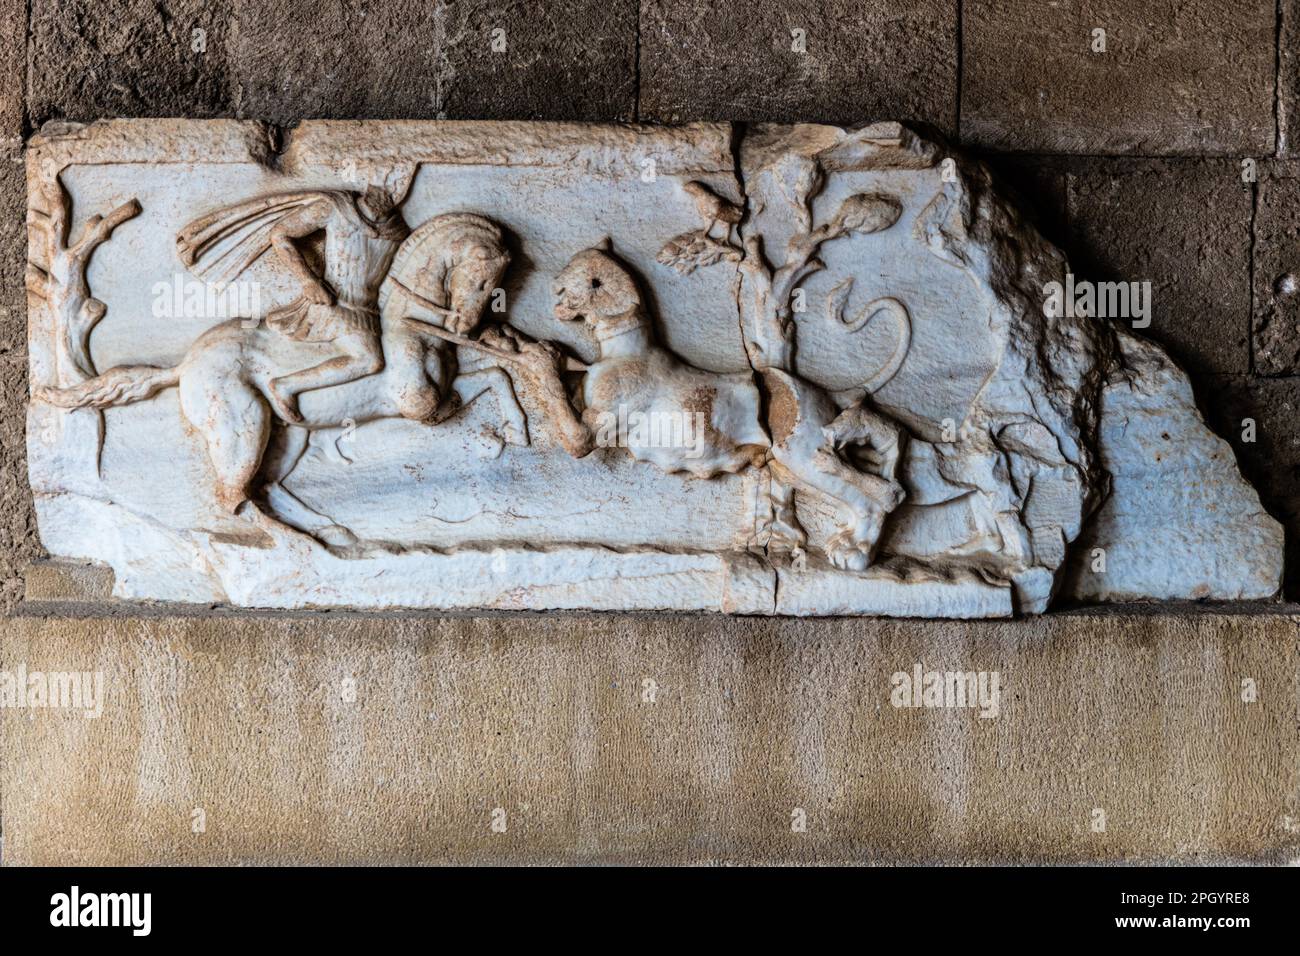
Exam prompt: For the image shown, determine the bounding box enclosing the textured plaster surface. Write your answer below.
[3,606,1297,865]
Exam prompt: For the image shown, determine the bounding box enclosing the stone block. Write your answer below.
[22,560,115,602]
[962,0,1275,155]
[0,354,40,613]
[0,0,24,145]
[2,609,1297,864]
[1065,159,1252,378]
[1281,1,1300,156]
[1252,164,1300,375]
[28,0,236,125]
[230,0,637,123]
[640,0,957,132]
[0,155,39,613]
[980,154,1071,250]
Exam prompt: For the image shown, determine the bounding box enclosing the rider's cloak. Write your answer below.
[176,191,341,289]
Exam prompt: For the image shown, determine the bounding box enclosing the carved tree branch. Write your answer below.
[737,234,789,370]
[736,162,836,372]
[750,192,903,373]
[772,222,837,306]
[69,200,141,260]
[29,174,141,385]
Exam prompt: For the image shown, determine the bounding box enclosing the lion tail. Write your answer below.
[35,365,180,409]
[856,297,912,394]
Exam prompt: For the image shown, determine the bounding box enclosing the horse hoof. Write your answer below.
[827,533,873,572]
[829,549,869,572]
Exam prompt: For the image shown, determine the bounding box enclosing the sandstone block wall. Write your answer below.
[2,2,1299,864]
[3,2,1300,605]
[5,607,1298,865]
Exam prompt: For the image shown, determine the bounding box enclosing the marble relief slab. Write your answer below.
[24,120,1283,615]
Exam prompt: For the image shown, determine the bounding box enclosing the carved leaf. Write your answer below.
[656,230,741,275]
[830,193,903,237]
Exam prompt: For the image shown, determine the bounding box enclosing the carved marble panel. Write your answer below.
[24,120,1283,615]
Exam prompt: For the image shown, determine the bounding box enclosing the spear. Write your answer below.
[389,277,587,372]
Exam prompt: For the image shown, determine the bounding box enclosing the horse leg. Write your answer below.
[388,332,446,423]
[178,364,271,515]
[450,366,530,448]
[259,424,360,548]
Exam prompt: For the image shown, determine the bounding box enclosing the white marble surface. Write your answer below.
[24,120,1283,614]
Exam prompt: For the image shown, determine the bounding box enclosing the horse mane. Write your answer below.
[379,212,510,315]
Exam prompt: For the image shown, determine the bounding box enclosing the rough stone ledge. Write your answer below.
[2,606,1297,865]
[10,597,1300,623]
[18,559,1294,622]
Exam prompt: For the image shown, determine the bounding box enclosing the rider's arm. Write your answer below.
[270,200,335,304]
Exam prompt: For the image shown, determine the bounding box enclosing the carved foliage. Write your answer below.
[26,172,140,386]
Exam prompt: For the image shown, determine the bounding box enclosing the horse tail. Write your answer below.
[36,365,180,409]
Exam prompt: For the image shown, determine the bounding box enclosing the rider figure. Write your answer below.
[263,187,409,423]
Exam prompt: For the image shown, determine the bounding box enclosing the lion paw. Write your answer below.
[826,531,874,573]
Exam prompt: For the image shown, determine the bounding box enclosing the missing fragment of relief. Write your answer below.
[23,119,1282,616]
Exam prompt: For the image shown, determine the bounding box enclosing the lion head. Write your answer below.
[552,240,643,335]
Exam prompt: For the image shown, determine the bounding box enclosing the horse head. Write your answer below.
[552,240,646,340]
[381,212,511,335]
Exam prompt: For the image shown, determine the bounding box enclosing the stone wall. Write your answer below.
[2,1,1299,864]
[3,1,1300,605]
[5,606,1298,865]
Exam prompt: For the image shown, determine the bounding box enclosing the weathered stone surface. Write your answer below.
[1252,164,1300,376]
[981,155,1070,251]
[28,0,236,125]
[0,353,40,614]
[1282,1,1300,157]
[22,559,114,602]
[0,0,33,614]
[640,0,957,133]
[962,1,1275,155]
[1201,375,1300,600]
[3,608,1297,865]
[27,0,639,126]
[1052,170,1282,603]
[1065,159,1252,379]
[231,0,637,124]
[0,155,26,355]
[1061,333,1283,603]
[0,0,24,146]
[1,154,40,613]
[21,120,1280,616]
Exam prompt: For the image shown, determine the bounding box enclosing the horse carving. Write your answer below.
[37,197,523,548]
